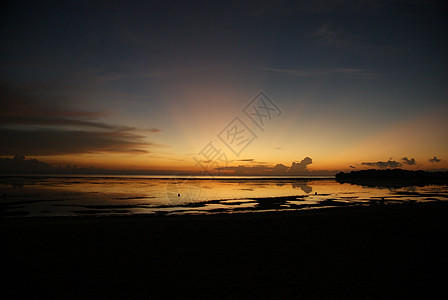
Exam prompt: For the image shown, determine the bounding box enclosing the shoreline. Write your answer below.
[0,174,335,179]
[3,185,447,218]
[2,199,445,221]
[2,201,447,298]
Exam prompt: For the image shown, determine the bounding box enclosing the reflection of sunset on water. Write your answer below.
[1,176,447,217]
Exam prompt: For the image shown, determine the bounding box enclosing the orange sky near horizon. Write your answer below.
[1,1,447,174]
[22,101,447,175]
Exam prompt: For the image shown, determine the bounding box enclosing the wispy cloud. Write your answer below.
[312,21,351,48]
[74,68,163,86]
[0,79,159,155]
[244,0,440,17]
[244,0,390,16]
[310,21,399,56]
[146,127,161,133]
[0,128,150,156]
[263,66,380,78]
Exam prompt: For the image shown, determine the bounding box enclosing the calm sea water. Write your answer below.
[1,175,447,217]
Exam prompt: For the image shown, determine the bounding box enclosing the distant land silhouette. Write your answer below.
[0,155,53,174]
[336,169,448,188]
[0,155,189,175]
[0,155,333,176]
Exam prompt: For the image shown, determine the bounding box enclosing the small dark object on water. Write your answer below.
[178,194,180,197]
[315,192,317,195]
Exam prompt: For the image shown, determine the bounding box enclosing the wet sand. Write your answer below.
[2,202,448,299]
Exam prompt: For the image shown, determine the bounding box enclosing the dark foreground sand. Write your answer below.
[2,202,448,299]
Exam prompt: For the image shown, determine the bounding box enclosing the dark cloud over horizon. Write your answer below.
[272,163,289,175]
[217,157,314,175]
[289,157,313,175]
[361,160,402,169]
[429,156,442,163]
[401,157,416,165]
[0,80,157,155]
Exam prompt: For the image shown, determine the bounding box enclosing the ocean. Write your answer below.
[1,175,447,217]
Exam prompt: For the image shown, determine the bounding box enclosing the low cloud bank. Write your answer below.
[218,157,316,175]
[361,160,402,169]
[0,80,158,156]
[429,156,441,163]
[401,157,416,165]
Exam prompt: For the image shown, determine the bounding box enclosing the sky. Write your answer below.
[1,0,447,175]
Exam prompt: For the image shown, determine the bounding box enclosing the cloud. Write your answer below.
[350,165,356,168]
[429,156,441,163]
[73,68,163,86]
[0,115,124,130]
[242,0,430,16]
[216,157,314,175]
[0,79,157,155]
[262,66,379,78]
[216,165,271,175]
[271,163,289,175]
[146,127,161,133]
[0,79,104,119]
[0,128,150,156]
[288,157,313,175]
[312,21,350,48]
[361,160,402,169]
[401,157,416,165]
[310,21,399,57]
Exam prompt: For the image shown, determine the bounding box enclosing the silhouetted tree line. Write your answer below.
[336,169,448,187]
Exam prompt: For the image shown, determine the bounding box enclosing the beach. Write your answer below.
[2,201,447,299]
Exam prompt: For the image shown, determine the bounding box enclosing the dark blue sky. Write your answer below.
[1,0,447,171]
